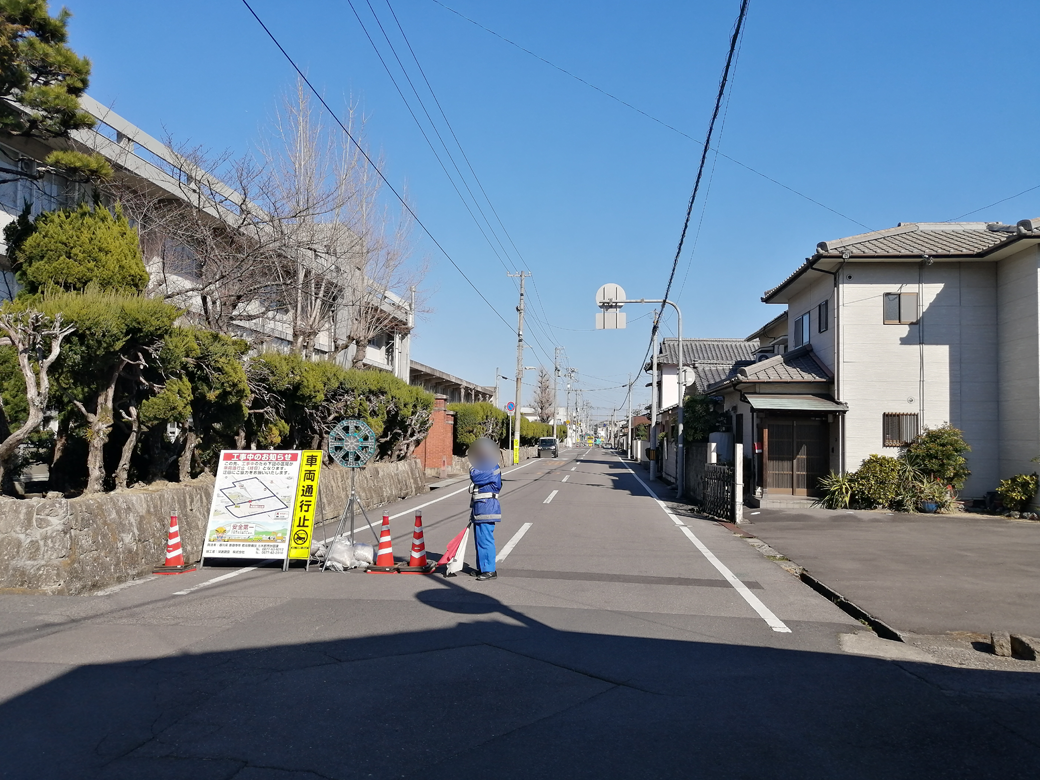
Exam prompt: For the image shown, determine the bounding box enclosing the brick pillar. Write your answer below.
[414,395,455,476]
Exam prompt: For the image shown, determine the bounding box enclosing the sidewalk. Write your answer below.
[742,507,1040,638]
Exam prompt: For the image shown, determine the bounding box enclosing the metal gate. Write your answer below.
[702,463,734,521]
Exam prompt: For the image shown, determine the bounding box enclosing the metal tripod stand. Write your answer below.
[321,469,380,572]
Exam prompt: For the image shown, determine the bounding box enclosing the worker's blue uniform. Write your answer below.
[469,459,502,573]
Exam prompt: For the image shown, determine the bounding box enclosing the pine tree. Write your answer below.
[5,202,148,294]
[0,1,111,180]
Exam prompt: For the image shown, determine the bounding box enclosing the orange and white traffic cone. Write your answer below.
[398,511,434,574]
[408,512,428,567]
[153,514,196,574]
[367,515,399,573]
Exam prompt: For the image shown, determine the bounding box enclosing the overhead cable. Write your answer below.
[239,0,514,333]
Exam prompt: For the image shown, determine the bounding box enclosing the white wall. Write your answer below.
[837,261,999,497]
[997,245,1040,482]
[786,275,835,370]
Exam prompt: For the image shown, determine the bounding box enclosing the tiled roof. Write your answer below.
[708,345,831,388]
[763,217,1040,301]
[695,362,752,393]
[816,222,1011,257]
[658,337,759,365]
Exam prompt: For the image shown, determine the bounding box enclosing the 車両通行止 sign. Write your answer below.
[202,451,303,563]
[287,450,323,559]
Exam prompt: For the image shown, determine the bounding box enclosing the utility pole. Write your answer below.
[494,367,499,408]
[627,373,633,459]
[508,271,529,465]
[552,347,562,442]
[650,311,659,480]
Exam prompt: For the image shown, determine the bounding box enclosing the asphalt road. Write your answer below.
[2,448,1039,779]
[744,506,1040,638]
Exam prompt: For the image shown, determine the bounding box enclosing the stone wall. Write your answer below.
[0,458,427,595]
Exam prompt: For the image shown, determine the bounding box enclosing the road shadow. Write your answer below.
[2,574,1040,779]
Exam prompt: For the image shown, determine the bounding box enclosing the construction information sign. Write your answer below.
[202,451,303,562]
[287,450,323,559]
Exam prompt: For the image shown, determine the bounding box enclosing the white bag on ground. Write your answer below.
[327,539,356,569]
[352,543,374,566]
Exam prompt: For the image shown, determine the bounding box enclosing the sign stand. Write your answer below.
[321,419,378,573]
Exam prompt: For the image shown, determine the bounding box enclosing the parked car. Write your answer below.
[537,437,559,457]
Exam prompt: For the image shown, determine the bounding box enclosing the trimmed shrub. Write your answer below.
[848,455,902,509]
[903,423,971,490]
[6,203,148,294]
[997,473,1038,512]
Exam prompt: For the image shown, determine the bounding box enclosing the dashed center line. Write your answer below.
[543,490,558,504]
[561,475,570,483]
[496,522,533,562]
[570,466,576,471]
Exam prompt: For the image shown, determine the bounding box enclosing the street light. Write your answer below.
[595,283,686,498]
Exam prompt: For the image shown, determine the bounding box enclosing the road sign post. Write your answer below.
[594,283,685,498]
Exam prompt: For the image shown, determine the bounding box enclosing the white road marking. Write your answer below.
[387,458,539,520]
[614,457,791,634]
[570,466,576,471]
[543,490,558,504]
[94,576,157,596]
[496,522,533,562]
[319,458,543,541]
[173,566,258,596]
[561,475,570,483]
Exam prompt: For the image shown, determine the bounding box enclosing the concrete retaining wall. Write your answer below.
[0,458,427,595]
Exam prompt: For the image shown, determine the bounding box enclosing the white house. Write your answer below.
[711,217,1040,501]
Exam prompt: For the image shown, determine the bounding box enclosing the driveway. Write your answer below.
[743,506,1040,638]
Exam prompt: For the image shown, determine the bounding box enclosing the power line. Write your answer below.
[431,0,873,232]
[384,0,564,352]
[660,0,750,314]
[239,0,515,334]
[349,0,560,367]
[945,183,1040,222]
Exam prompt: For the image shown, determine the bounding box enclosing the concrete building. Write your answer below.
[712,217,1040,500]
[409,361,493,404]
[0,95,414,380]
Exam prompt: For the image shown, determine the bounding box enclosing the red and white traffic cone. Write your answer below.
[408,512,428,567]
[153,514,196,575]
[398,511,434,574]
[367,515,399,573]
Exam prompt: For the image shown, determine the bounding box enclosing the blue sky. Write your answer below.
[70,1,1039,419]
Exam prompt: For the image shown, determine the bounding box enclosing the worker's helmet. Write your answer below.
[467,437,498,465]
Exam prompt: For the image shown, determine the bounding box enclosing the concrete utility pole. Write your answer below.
[627,373,633,459]
[508,271,529,464]
[552,346,562,442]
[650,312,659,480]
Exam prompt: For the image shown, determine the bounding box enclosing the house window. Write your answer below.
[793,312,810,348]
[883,292,918,324]
[818,299,829,332]
[883,413,919,447]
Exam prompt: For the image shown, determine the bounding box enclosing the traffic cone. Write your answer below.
[153,514,196,574]
[366,515,399,573]
[397,511,434,573]
[408,512,428,567]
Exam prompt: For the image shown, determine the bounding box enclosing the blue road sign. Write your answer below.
[506,401,516,412]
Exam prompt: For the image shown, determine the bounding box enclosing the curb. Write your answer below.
[719,521,906,643]
[797,571,904,642]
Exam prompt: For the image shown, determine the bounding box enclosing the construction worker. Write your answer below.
[467,437,502,581]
